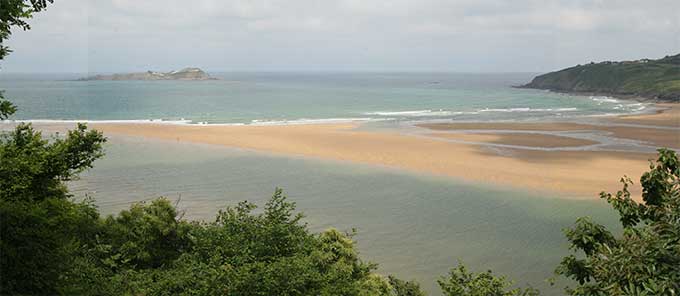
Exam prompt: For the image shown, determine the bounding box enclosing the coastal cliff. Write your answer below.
[521,53,680,102]
[79,67,216,81]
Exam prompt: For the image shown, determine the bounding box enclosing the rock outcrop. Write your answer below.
[79,67,216,81]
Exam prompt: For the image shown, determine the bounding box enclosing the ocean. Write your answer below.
[0,72,647,125]
[1,72,626,295]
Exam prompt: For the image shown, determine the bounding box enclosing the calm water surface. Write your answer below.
[0,72,647,124]
[69,135,620,295]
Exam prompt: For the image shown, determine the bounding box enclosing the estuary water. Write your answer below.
[68,135,619,295]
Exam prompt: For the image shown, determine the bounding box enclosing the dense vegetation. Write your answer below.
[522,54,680,102]
[1,1,679,295]
[556,149,680,295]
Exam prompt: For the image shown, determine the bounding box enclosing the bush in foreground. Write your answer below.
[556,148,680,295]
[66,189,403,295]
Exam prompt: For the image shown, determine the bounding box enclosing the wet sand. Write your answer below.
[612,103,680,127]
[427,132,599,148]
[418,115,680,149]
[88,105,680,199]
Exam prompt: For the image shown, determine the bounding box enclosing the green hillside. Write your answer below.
[522,54,680,102]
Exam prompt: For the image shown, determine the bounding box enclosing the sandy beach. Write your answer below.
[87,104,680,200]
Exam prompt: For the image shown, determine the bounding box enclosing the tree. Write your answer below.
[438,263,539,296]
[62,190,400,296]
[0,1,108,293]
[0,124,106,294]
[0,196,100,294]
[556,148,680,295]
[1,0,54,118]
[389,275,427,296]
[1,0,53,58]
[0,123,106,202]
[98,198,193,270]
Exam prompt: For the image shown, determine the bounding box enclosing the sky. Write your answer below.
[1,0,679,73]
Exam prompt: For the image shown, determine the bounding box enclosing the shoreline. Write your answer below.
[0,91,661,128]
[515,84,679,104]
[78,103,679,200]
[5,104,677,200]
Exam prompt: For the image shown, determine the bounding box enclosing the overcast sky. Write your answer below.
[2,0,679,73]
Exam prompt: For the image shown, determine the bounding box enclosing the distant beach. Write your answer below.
[84,103,679,200]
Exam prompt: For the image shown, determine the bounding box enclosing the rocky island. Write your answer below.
[79,67,216,81]
[521,53,680,102]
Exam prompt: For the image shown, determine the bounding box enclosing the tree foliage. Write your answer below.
[59,190,408,296]
[0,197,100,294]
[556,148,680,295]
[0,123,106,202]
[1,0,54,118]
[0,123,105,294]
[0,91,16,119]
[523,54,680,102]
[0,0,53,60]
[438,264,539,296]
[389,275,427,296]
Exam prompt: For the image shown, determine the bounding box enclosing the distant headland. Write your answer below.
[520,53,680,102]
[78,67,216,81]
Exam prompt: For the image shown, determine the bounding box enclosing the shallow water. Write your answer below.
[69,135,620,295]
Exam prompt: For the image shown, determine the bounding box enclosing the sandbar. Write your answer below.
[90,112,675,200]
[426,132,599,148]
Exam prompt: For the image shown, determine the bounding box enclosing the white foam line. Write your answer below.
[247,117,374,126]
[590,96,620,104]
[364,109,458,116]
[478,107,579,112]
[1,118,379,126]
[1,101,649,127]
[365,107,580,117]
[2,119,194,125]
[365,109,481,117]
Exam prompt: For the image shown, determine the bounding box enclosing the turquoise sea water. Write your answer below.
[68,136,620,295]
[0,72,647,124]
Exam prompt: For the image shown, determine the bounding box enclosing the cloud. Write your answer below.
[2,0,678,72]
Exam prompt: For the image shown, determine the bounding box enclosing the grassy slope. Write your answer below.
[523,54,680,101]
